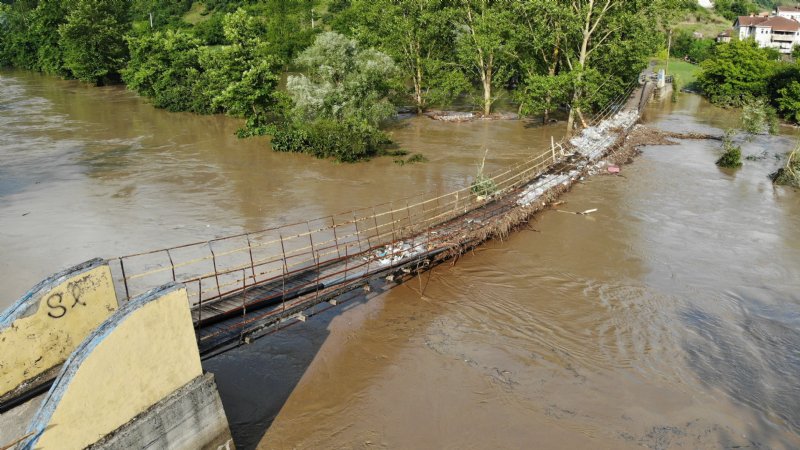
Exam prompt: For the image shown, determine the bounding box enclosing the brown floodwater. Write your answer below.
[0,70,562,305]
[2,71,800,449]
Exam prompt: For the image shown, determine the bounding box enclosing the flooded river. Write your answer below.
[2,71,800,449]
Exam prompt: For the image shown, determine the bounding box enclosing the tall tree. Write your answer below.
[559,0,674,132]
[347,0,467,113]
[287,31,397,125]
[453,0,517,116]
[59,0,131,84]
[513,0,573,121]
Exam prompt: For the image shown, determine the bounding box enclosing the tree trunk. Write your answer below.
[483,78,492,116]
[414,53,424,114]
[567,0,595,135]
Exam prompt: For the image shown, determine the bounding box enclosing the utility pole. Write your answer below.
[311,8,315,28]
[666,29,672,76]
[149,12,154,29]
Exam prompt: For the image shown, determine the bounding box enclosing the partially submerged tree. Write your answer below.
[272,32,399,162]
[716,129,743,168]
[697,39,777,106]
[123,8,282,130]
[453,0,517,116]
[741,97,778,136]
[122,30,205,112]
[58,0,131,84]
[776,81,800,124]
[347,0,467,113]
[287,31,397,126]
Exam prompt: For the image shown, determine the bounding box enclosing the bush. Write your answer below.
[697,40,777,106]
[470,151,497,197]
[716,129,743,168]
[772,145,800,187]
[271,119,391,163]
[776,80,800,124]
[741,97,778,135]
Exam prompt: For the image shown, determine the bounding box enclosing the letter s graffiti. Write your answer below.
[46,293,67,319]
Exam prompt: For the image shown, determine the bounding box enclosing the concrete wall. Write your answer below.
[23,284,218,450]
[0,259,118,401]
[89,373,233,450]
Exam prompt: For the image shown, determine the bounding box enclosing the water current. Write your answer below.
[1,70,799,449]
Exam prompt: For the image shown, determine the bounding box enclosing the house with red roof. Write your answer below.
[776,5,800,22]
[734,14,800,54]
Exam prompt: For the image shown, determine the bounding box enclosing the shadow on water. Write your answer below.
[203,279,403,450]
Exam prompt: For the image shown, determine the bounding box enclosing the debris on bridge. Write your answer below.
[103,81,655,358]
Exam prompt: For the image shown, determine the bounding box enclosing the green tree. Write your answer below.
[130,0,192,29]
[560,0,674,132]
[453,0,517,116]
[122,30,205,112]
[347,0,467,113]
[59,0,131,84]
[287,31,398,125]
[273,32,399,162]
[257,0,320,63]
[0,0,69,74]
[512,0,571,121]
[777,81,800,123]
[697,39,777,105]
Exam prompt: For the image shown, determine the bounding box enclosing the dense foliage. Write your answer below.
[671,30,715,64]
[271,32,397,162]
[713,0,761,21]
[697,39,800,124]
[1,0,689,161]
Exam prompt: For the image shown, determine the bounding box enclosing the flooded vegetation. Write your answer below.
[2,70,799,449]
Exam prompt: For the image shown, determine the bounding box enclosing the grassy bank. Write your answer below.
[653,58,702,86]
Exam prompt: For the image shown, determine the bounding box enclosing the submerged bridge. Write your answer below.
[113,79,653,358]
[0,79,655,449]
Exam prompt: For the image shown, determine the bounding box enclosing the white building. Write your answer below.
[776,5,800,22]
[734,15,800,54]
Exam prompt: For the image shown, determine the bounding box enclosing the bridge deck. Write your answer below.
[107,81,649,357]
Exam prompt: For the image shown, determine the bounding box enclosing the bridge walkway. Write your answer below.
[107,80,650,357]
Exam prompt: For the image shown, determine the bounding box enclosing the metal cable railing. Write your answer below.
[111,80,644,331]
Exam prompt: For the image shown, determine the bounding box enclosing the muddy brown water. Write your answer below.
[2,71,800,449]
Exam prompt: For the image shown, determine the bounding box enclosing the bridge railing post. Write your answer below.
[279,233,288,313]
[331,216,342,260]
[197,279,203,328]
[246,233,257,285]
[352,211,362,253]
[166,249,177,282]
[389,202,397,243]
[307,221,316,268]
[209,242,222,301]
[118,257,130,301]
[240,268,247,343]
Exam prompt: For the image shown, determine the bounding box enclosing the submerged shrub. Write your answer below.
[271,119,391,163]
[741,97,778,136]
[716,129,742,168]
[772,145,800,187]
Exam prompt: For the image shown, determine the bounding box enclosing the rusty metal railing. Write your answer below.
[110,81,641,333]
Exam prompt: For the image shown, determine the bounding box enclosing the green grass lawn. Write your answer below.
[652,58,702,85]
